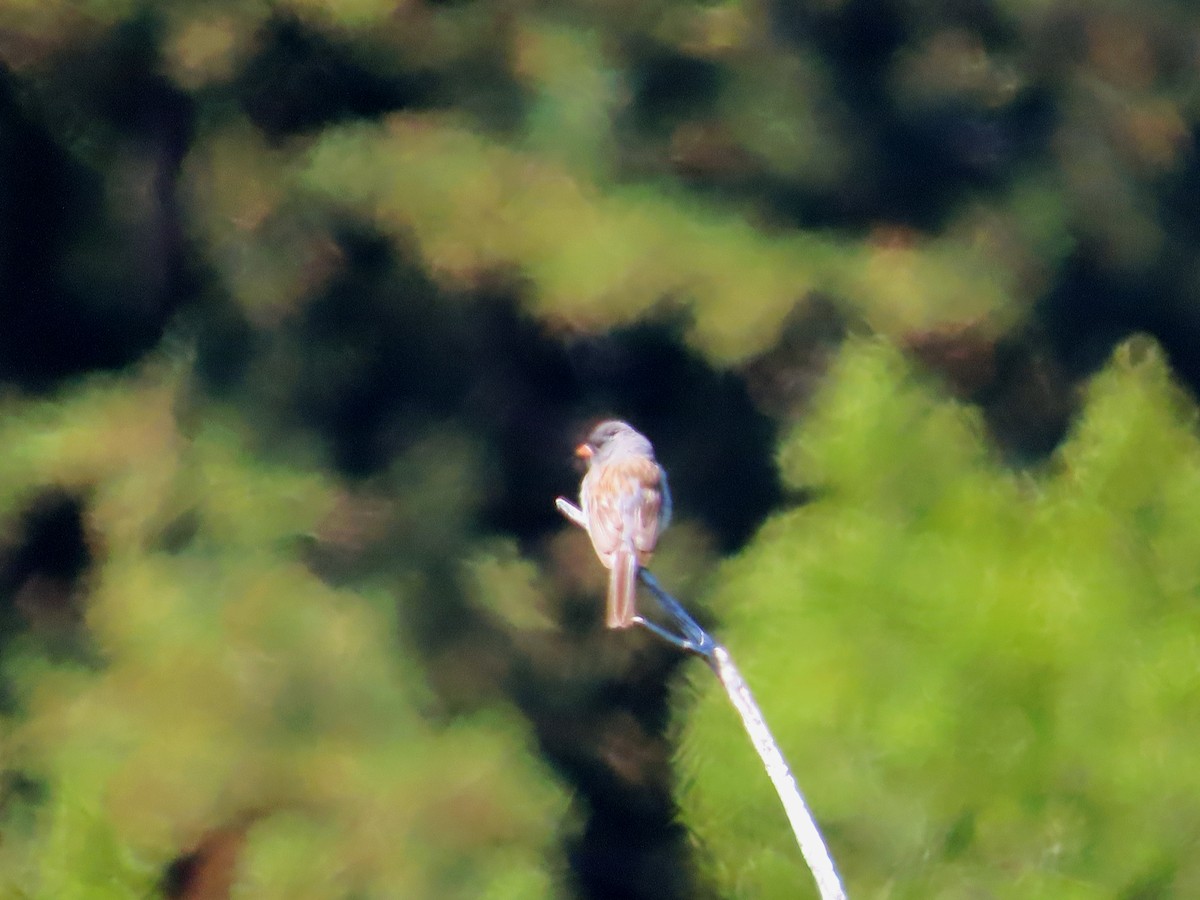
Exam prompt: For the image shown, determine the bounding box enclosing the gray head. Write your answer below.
[577,419,655,464]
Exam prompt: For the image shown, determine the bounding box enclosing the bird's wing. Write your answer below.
[581,467,623,561]
[618,457,664,560]
[583,455,664,562]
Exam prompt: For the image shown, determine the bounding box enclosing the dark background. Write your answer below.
[1,1,1199,897]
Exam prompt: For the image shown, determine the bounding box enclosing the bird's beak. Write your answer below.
[574,443,593,459]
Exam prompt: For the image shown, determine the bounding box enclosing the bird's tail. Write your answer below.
[607,546,638,629]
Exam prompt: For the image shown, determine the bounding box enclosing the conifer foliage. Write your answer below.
[682,339,1200,897]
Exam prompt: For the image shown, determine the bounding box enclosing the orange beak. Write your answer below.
[574,443,593,459]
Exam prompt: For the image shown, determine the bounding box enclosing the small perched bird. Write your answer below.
[573,420,671,629]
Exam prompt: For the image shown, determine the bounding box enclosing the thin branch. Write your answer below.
[638,568,847,900]
[707,645,847,900]
[555,496,848,900]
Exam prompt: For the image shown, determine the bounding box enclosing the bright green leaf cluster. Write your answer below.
[681,337,1200,898]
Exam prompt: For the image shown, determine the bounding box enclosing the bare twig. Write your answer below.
[556,497,847,900]
[707,645,846,899]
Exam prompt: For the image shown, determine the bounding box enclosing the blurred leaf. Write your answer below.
[0,366,565,897]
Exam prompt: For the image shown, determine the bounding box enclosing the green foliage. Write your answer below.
[4,0,1200,895]
[295,115,1014,363]
[4,0,1196,365]
[0,367,564,897]
[681,337,1200,898]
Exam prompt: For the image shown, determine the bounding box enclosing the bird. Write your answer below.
[571,420,671,629]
